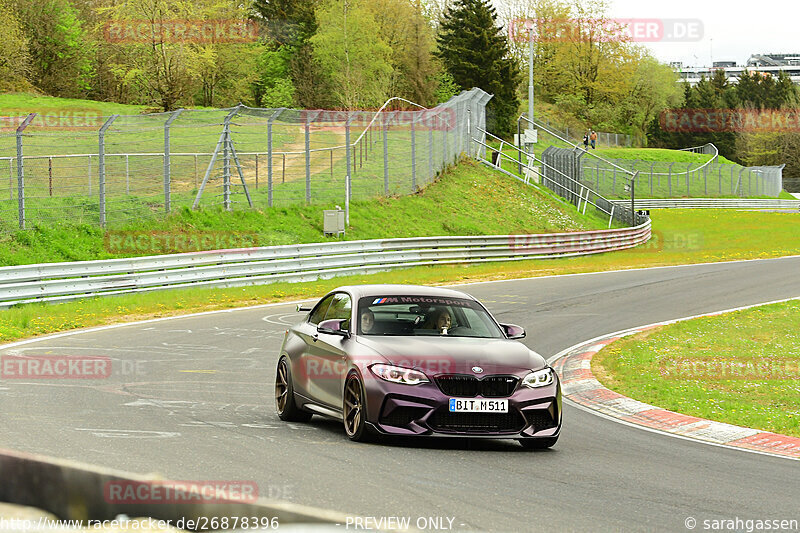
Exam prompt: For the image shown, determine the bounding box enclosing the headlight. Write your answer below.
[522,368,555,388]
[369,364,429,385]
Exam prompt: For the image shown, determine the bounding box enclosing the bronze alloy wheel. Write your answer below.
[343,373,370,441]
[275,357,312,422]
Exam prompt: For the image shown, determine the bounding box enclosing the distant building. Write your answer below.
[672,53,800,86]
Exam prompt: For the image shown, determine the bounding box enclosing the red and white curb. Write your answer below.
[549,299,800,460]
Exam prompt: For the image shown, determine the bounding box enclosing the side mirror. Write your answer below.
[500,323,526,340]
[317,319,351,338]
[297,303,312,312]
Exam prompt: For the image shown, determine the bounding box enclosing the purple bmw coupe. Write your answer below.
[275,284,561,448]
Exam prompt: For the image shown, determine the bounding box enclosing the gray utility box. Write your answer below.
[323,209,345,237]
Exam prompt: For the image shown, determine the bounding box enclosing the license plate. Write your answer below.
[448,398,508,413]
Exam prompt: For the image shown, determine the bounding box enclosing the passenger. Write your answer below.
[360,309,375,334]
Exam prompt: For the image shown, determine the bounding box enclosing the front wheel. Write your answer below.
[275,357,312,422]
[343,373,371,442]
[518,437,558,450]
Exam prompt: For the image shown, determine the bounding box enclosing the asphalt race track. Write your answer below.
[2,257,800,532]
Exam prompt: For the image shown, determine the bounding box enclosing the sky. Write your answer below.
[606,0,798,67]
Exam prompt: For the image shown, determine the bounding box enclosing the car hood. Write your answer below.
[354,335,546,376]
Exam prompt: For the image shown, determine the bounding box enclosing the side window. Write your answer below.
[308,294,335,325]
[324,293,352,322]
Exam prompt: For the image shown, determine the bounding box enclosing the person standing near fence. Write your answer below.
[590,130,597,149]
[583,132,589,150]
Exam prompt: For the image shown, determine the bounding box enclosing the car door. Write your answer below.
[294,293,335,402]
[303,292,353,409]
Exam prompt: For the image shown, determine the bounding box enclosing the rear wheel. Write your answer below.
[275,357,312,422]
[343,373,370,442]
[518,437,558,450]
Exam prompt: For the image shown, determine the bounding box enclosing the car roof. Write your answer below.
[330,284,476,301]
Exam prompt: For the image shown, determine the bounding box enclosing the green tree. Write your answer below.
[436,0,520,136]
[311,0,393,109]
[12,0,94,96]
[0,0,31,91]
[366,0,443,106]
[250,0,326,107]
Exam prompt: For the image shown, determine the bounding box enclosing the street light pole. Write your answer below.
[528,23,534,126]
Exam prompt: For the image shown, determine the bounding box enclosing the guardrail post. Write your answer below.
[98,114,118,227]
[15,113,36,229]
[163,109,183,214]
[411,112,417,192]
[267,108,284,208]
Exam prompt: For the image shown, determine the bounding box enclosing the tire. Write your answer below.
[275,357,312,422]
[518,437,558,450]
[343,373,371,442]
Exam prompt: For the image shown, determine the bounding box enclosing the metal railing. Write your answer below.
[610,198,800,210]
[473,127,642,228]
[0,222,651,307]
[0,89,492,232]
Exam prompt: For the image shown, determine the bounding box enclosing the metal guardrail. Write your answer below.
[610,198,800,210]
[0,222,651,307]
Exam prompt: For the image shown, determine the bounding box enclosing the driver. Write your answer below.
[360,309,375,334]
[421,308,451,333]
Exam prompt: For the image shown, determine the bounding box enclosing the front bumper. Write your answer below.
[363,373,562,439]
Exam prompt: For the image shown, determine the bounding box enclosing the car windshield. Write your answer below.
[357,295,505,338]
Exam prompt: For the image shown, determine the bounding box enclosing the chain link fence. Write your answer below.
[0,89,492,233]
[579,155,784,199]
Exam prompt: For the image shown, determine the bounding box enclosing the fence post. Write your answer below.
[126,154,130,195]
[668,162,673,196]
[163,109,183,214]
[98,114,118,227]
[686,162,692,196]
[15,113,36,230]
[267,108,284,208]
[383,111,390,195]
[304,112,313,204]
[517,119,522,174]
[48,157,53,197]
[703,162,708,196]
[8,159,12,201]
[411,112,417,192]
[345,112,357,225]
[650,161,654,196]
[223,127,231,211]
[428,117,434,181]
[255,153,259,189]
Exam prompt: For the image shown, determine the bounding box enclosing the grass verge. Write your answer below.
[1,208,799,343]
[592,300,800,437]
